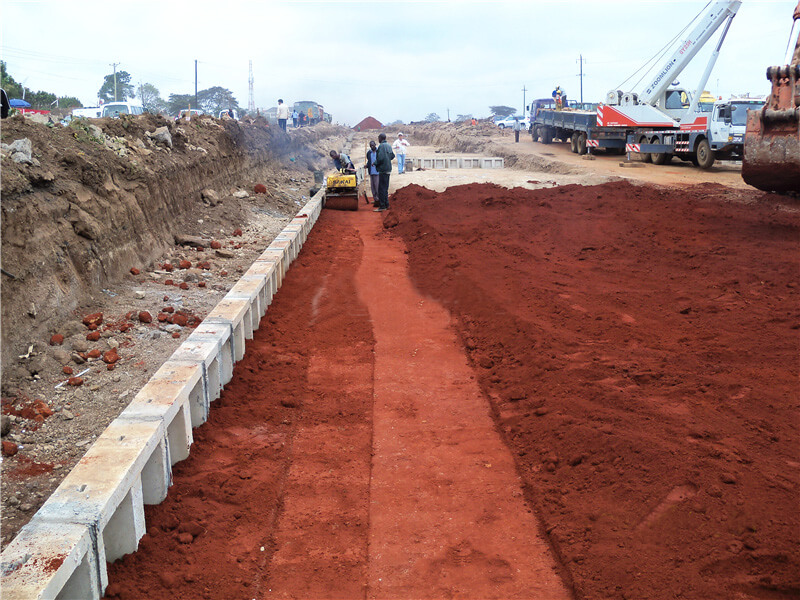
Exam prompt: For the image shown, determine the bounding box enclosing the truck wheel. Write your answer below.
[576,132,587,155]
[499,124,505,129]
[639,136,652,163]
[650,136,670,165]
[570,133,578,153]
[696,139,715,169]
[541,126,553,144]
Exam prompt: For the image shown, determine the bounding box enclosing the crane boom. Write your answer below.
[638,0,741,106]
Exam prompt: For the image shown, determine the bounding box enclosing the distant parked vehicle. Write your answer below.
[495,115,529,129]
[218,109,239,120]
[102,102,145,117]
[72,107,102,119]
[176,109,203,120]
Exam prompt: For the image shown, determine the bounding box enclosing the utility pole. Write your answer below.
[447,107,450,122]
[576,54,586,103]
[522,85,527,117]
[248,60,255,114]
[194,60,198,110]
[110,62,119,101]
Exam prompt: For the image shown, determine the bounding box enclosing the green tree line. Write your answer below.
[2,62,242,116]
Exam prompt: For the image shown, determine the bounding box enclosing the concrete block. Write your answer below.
[446,157,461,169]
[188,321,235,390]
[30,418,167,572]
[433,158,446,169]
[120,364,197,465]
[245,261,277,305]
[462,157,481,168]
[1,520,102,600]
[257,248,286,286]
[205,298,251,360]
[482,157,504,168]
[227,275,267,332]
[421,158,435,169]
[170,340,224,404]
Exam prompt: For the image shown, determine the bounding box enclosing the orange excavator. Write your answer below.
[742,2,800,193]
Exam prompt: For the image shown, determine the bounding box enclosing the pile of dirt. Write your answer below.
[353,116,382,130]
[0,113,351,547]
[387,181,800,599]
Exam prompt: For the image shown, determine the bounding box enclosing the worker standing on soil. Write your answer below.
[375,133,395,212]
[513,117,521,142]
[277,99,289,131]
[366,141,380,207]
[392,133,410,174]
[292,109,299,128]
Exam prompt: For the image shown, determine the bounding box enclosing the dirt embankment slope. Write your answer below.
[0,113,349,546]
[1,114,346,377]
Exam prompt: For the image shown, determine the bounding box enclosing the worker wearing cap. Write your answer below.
[392,132,410,174]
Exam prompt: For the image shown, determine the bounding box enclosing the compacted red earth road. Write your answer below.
[106,180,799,600]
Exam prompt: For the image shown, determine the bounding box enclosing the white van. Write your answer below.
[101,102,145,118]
[72,107,102,119]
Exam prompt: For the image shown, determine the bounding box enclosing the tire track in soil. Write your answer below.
[105,208,570,599]
[353,212,569,600]
[104,213,376,600]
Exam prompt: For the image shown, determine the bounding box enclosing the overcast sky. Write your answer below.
[2,0,796,125]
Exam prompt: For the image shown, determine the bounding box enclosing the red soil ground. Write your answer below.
[388,181,800,599]
[105,180,799,600]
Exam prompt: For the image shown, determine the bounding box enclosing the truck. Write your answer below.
[530,0,749,168]
[292,101,327,125]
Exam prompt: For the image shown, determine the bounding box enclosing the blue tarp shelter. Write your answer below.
[9,99,31,108]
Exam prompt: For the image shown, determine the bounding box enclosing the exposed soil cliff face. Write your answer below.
[1,113,347,377]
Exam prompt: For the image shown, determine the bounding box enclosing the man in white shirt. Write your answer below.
[392,132,410,174]
[276,99,289,131]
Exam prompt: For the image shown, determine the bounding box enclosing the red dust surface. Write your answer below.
[104,180,799,600]
[105,213,376,599]
[387,181,800,599]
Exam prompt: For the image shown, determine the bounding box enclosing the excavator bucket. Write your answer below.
[742,2,800,193]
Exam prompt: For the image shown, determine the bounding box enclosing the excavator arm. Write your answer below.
[742,2,800,193]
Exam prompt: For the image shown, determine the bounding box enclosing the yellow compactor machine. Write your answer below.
[323,172,362,211]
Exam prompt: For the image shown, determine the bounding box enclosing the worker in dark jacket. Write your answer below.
[374,133,394,212]
[365,140,380,206]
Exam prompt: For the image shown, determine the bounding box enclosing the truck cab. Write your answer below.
[707,97,764,153]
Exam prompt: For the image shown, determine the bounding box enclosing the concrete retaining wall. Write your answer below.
[0,192,325,600]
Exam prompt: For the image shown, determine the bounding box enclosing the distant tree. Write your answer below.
[0,61,24,98]
[58,96,82,109]
[138,83,166,113]
[489,105,516,118]
[197,86,239,116]
[99,70,135,103]
[27,91,57,110]
[387,119,403,126]
[455,114,472,122]
[167,93,195,115]
[424,112,440,123]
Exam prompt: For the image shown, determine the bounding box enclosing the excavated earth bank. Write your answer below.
[387,181,799,599]
[0,113,349,547]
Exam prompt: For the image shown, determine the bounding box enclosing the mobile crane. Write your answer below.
[531,0,754,169]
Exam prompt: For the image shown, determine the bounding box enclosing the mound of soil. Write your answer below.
[388,181,800,599]
[353,116,382,130]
